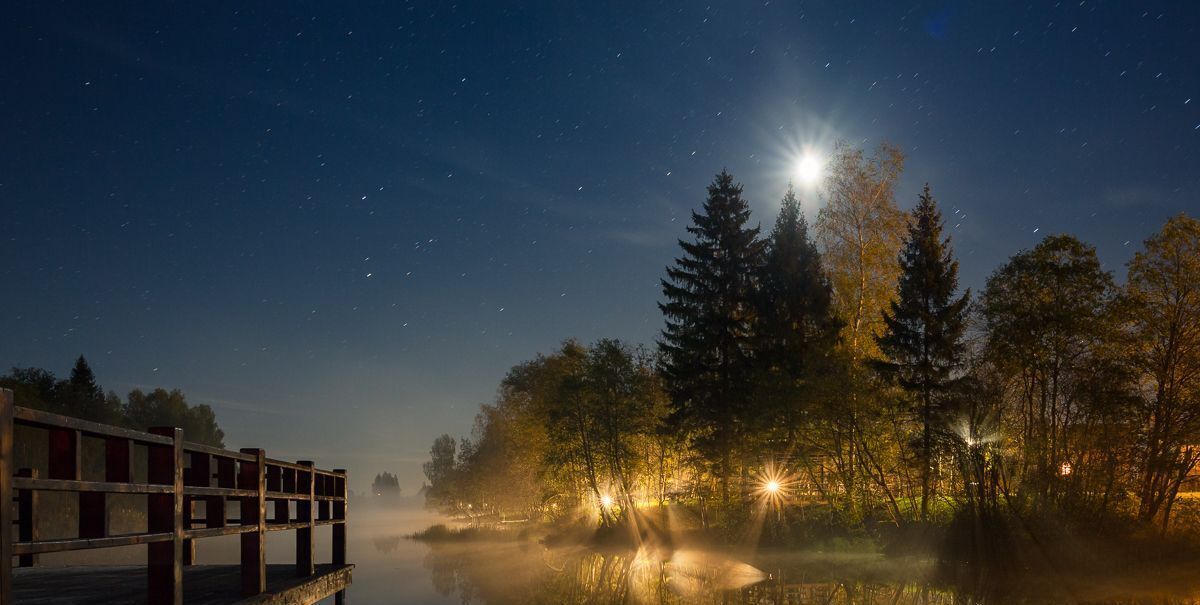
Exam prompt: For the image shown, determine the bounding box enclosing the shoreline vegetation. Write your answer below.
[416,141,1200,585]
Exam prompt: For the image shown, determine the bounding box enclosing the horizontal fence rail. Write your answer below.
[0,388,348,605]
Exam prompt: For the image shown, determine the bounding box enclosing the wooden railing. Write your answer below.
[0,388,348,604]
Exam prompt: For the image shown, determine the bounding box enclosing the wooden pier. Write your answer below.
[0,388,352,604]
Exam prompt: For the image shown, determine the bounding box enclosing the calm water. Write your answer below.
[35,502,1200,604]
[346,505,1200,605]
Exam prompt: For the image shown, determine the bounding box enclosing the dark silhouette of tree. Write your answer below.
[0,367,59,412]
[1125,213,1200,531]
[62,355,122,425]
[752,185,841,449]
[982,234,1117,504]
[124,388,225,447]
[659,170,766,504]
[423,434,458,504]
[2,357,226,446]
[68,355,102,400]
[372,472,401,498]
[876,185,970,521]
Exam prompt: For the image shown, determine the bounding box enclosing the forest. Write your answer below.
[1,355,226,447]
[421,142,1200,552]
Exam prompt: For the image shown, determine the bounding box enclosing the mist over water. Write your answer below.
[25,500,1200,603]
[341,503,1200,605]
[24,500,1200,603]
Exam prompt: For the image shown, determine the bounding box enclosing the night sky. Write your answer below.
[3,2,1198,492]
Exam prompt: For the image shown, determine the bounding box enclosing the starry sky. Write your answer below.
[3,1,1198,492]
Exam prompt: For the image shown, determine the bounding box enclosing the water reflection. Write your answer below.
[418,542,1200,605]
[372,535,403,554]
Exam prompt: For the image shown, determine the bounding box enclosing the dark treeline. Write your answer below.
[372,472,402,498]
[423,142,1200,547]
[1,355,225,446]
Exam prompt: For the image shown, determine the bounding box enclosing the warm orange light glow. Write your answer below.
[599,494,614,508]
[755,463,795,507]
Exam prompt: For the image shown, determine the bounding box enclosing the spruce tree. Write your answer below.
[69,355,102,400]
[876,184,970,522]
[753,186,840,445]
[756,186,840,376]
[659,170,765,503]
[64,355,120,424]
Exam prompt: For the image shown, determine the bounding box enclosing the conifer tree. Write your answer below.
[877,184,970,521]
[659,170,766,502]
[69,355,102,400]
[753,186,840,443]
[65,355,121,424]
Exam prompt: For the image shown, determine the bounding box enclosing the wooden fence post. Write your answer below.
[1,388,14,605]
[147,427,183,605]
[239,449,266,597]
[333,469,347,605]
[333,470,346,565]
[296,461,314,577]
[15,469,38,567]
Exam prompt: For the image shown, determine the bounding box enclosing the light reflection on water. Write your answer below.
[410,542,1200,605]
[345,506,1200,605]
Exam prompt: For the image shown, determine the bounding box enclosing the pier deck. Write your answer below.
[11,564,352,604]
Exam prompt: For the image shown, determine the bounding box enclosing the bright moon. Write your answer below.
[795,154,823,184]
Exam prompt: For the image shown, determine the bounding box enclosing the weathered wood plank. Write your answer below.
[186,526,256,539]
[16,468,39,567]
[10,564,352,605]
[239,448,266,597]
[263,458,310,473]
[148,427,184,605]
[1,388,14,605]
[14,406,173,445]
[295,461,314,578]
[185,486,257,498]
[332,469,346,569]
[11,477,176,494]
[184,441,256,463]
[14,533,173,555]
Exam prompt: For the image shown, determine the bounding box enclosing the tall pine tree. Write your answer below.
[876,184,969,522]
[65,355,121,424]
[753,186,841,446]
[68,355,102,400]
[659,170,766,503]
